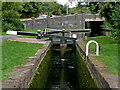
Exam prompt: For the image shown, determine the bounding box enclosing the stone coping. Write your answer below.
[2,41,51,88]
[76,40,119,89]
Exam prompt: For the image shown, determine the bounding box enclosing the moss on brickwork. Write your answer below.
[75,48,99,88]
[28,46,52,89]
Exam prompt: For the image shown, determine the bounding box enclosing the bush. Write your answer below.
[2,19,24,32]
[10,19,24,31]
[2,22,13,32]
[111,29,119,40]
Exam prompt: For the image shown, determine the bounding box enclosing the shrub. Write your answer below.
[10,19,24,31]
[2,19,24,32]
[2,22,13,32]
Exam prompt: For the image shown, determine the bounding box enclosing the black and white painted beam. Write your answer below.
[6,31,77,40]
[7,31,38,36]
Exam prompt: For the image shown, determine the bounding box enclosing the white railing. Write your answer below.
[86,40,99,56]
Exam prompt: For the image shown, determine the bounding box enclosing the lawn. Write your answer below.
[83,36,118,75]
[18,35,37,38]
[2,32,7,35]
[2,40,44,80]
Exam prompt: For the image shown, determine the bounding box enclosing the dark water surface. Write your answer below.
[45,48,80,90]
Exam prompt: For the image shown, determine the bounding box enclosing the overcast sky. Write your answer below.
[57,0,78,8]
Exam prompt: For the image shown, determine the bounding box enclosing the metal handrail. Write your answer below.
[86,40,99,56]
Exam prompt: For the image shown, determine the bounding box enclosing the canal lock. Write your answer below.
[28,44,98,89]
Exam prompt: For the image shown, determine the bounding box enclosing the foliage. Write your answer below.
[2,2,22,20]
[21,2,63,18]
[39,2,62,16]
[51,2,61,15]
[110,4,120,39]
[21,2,42,18]
[88,2,120,39]
[60,5,67,15]
[88,2,100,14]
[69,2,90,14]
[2,2,24,31]
[69,8,86,14]
[40,2,54,16]
[2,22,13,32]
[10,19,24,31]
[2,19,24,32]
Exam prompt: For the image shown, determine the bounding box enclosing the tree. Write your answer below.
[2,2,24,31]
[109,4,120,39]
[2,2,23,20]
[69,2,90,14]
[52,2,61,15]
[41,2,62,16]
[60,5,67,15]
[88,2,120,39]
[21,2,42,18]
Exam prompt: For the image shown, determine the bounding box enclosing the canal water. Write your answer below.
[45,45,80,89]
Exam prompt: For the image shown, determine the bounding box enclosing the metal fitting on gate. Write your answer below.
[37,30,41,39]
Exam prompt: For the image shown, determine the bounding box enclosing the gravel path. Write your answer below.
[10,38,46,44]
[0,35,17,43]
[0,35,46,44]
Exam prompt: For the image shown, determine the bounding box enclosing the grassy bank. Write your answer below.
[83,36,118,75]
[18,35,37,38]
[2,41,44,80]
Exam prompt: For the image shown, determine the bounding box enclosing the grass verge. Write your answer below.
[17,35,37,38]
[2,40,44,80]
[83,36,118,75]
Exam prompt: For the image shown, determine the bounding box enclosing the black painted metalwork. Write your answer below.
[17,32,38,36]
[45,29,91,34]
[17,28,90,45]
[17,31,76,45]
